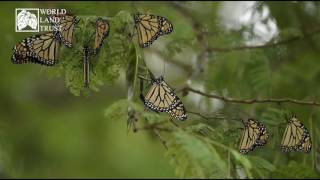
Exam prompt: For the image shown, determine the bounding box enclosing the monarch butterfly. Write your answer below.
[281,114,312,153]
[239,119,269,154]
[49,14,78,48]
[140,76,187,120]
[93,18,110,55]
[83,46,90,88]
[81,18,110,87]
[12,32,60,66]
[134,13,173,48]
[12,39,46,65]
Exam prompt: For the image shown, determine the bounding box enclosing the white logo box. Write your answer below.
[15,8,40,32]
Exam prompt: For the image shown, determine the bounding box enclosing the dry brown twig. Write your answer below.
[184,87,320,107]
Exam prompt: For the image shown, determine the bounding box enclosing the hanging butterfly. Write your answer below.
[12,32,61,66]
[93,18,110,55]
[239,119,269,154]
[133,13,173,48]
[81,18,110,87]
[48,14,78,48]
[140,75,187,120]
[280,114,312,153]
[83,46,91,88]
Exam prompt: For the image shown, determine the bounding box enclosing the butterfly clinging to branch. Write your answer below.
[12,32,61,66]
[81,18,110,88]
[133,13,173,48]
[239,118,269,154]
[93,18,110,55]
[139,75,187,120]
[280,114,312,153]
[12,14,79,66]
[48,14,79,48]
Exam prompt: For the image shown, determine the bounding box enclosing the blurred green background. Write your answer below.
[0,1,176,178]
[1,1,320,178]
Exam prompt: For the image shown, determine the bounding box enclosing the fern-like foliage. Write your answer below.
[271,161,318,178]
[46,11,135,96]
[166,129,228,178]
[244,51,272,97]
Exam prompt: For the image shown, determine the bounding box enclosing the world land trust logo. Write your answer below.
[15,8,39,32]
[15,8,67,32]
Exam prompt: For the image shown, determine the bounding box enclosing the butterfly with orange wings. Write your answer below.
[133,13,173,48]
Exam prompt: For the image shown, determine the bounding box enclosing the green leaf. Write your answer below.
[166,129,228,178]
[271,161,318,178]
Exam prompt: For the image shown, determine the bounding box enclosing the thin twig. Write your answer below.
[137,75,150,81]
[170,2,320,53]
[134,121,172,132]
[188,110,226,120]
[170,2,209,78]
[188,110,240,121]
[153,129,169,150]
[185,87,320,107]
[207,26,320,52]
[170,2,202,31]
[134,121,171,150]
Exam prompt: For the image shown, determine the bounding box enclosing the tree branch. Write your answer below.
[207,25,320,53]
[170,2,202,32]
[170,2,209,77]
[170,2,320,53]
[188,110,227,120]
[134,121,172,132]
[184,87,320,106]
[153,129,169,150]
[134,121,172,150]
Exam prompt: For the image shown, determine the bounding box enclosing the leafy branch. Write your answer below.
[170,2,320,53]
[134,121,172,132]
[170,2,209,77]
[188,111,233,121]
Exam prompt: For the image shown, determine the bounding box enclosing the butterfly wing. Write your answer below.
[301,136,312,153]
[94,18,110,54]
[141,76,180,112]
[159,16,173,35]
[256,122,269,147]
[50,15,78,47]
[281,116,312,153]
[239,121,259,154]
[168,101,187,120]
[26,32,60,66]
[239,119,268,154]
[281,121,295,151]
[134,13,173,48]
[12,39,45,65]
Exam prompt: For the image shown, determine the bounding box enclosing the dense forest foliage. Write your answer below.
[1,1,320,178]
